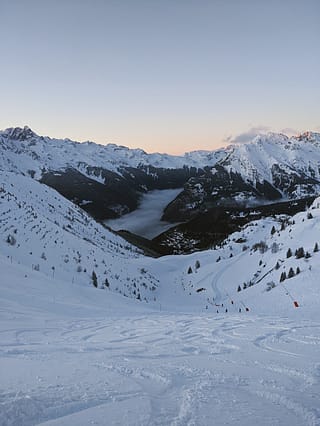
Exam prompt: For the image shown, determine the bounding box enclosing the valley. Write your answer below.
[105,188,182,239]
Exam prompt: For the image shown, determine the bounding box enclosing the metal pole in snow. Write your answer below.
[240,300,250,311]
[280,283,299,307]
[226,293,234,304]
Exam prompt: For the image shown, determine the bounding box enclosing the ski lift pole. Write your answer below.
[226,293,234,305]
[280,283,299,307]
[240,300,249,312]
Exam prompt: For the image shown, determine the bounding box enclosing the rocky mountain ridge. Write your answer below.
[1,126,320,224]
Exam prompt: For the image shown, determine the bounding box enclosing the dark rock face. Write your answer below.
[2,126,320,232]
[40,159,320,228]
[5,126,38,141]
[39,166,199,220]
[154,196,316,254]
[120,165,202,191]
[40,168,139,220]
[162,165,283,222]
[271,164,319,196]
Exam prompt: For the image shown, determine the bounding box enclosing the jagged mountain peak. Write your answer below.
[2,125,39,141]
[1,126,320,225]
[294,131,320,143]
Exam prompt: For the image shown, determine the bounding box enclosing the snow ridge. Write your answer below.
[1,126,320,187]
[0,126,224,178]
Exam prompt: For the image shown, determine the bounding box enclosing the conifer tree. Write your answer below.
[280,271,286,282]
[288,267,295,278]
[295,247,305,259]
[92,270,98,288]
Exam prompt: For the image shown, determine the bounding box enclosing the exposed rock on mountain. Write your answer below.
[1,126,320,224]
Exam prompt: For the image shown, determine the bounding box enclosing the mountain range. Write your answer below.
[2,127,320,222]
[2,126,320,253]
[1,126,320,424]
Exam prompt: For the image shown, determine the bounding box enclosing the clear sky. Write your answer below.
[1,0,319,154]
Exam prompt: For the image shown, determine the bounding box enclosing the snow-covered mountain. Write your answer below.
[163,132,320,221]
[0,126,225,220]
[1,168,320,315]
[0,126,225,174]
[1,155,320,424]
[1,126,320,223]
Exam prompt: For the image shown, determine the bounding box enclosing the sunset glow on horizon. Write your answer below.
[1,0,319,154]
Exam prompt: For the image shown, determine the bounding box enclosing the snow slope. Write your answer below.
[1,170,320,424]
[1,253,320,426]
[0,171,162,304]
[1,169,320,313]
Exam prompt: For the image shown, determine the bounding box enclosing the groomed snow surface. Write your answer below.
[1,254,320,426]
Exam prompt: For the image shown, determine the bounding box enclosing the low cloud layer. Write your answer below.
[105,189,182,239]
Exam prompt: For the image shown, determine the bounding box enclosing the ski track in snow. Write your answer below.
[210,252,247,308]
[1,311,320,426]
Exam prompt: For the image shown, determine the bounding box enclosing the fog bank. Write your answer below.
[105,189,182,239]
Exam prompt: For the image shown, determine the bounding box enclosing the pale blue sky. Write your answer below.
[0,0,319,153]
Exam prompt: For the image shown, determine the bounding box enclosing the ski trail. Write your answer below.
[210,252,247,305]
[1,313,320,425]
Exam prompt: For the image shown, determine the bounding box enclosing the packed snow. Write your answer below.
[1,254,320,426]
[105,189,182,239]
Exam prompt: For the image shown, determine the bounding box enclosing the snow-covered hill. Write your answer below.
[2,250,320,426]
[1,169,320,425]
[0,171,162,303]
[2,253,320,426]
[1,169,320,315]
